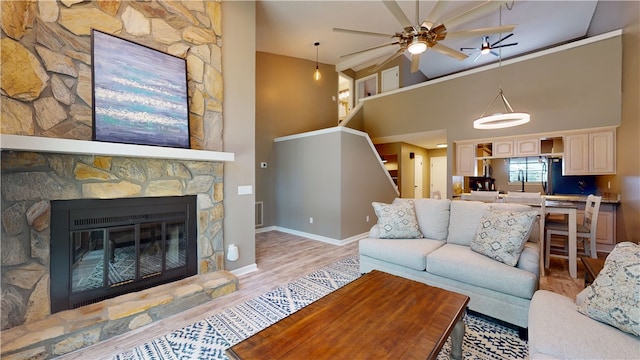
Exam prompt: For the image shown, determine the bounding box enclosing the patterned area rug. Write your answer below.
[114,256,528,360]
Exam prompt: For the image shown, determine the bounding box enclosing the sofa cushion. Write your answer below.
[372,201,423,239]
[470,208,539,266]
[394,198,451,240]
[426,244,537,299]
[529,290,640,360]
[577,242,640,337]
[359,238,445,271]
[447,200,490,246]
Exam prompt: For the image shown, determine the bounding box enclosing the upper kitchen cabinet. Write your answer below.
[493,140,514,157]
[455,142,476,176]
[564,128,616,175]
[515,138,540,156]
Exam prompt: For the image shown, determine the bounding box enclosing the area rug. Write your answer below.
[114,256,528,360]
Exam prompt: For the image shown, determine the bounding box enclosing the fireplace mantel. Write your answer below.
[0,134,234,162]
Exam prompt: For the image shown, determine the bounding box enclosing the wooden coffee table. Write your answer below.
[226,270,470,360]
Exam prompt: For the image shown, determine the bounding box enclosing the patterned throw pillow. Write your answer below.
[470,208,538,266]
[577,242,640,336]
[372,201,423,239]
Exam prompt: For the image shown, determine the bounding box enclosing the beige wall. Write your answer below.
[255,52,338,228]
[222,1,256,271]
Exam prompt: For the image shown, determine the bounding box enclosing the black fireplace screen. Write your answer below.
[50,196,197,313]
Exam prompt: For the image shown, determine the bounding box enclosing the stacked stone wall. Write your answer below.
[0,0,225,333]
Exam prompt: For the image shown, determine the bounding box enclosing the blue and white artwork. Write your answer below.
[92,30,190,148]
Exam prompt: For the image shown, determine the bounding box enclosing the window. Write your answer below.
[508,157,547,183]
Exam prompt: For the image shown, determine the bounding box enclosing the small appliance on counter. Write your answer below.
[468,176,496,191]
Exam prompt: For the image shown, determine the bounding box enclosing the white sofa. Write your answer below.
[359,198,541,329]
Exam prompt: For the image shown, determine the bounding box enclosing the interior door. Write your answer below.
[414,155,423,198]
[430,156,447,198]
[381,66,399,93]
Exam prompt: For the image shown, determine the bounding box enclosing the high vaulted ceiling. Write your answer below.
[256,1,599,79]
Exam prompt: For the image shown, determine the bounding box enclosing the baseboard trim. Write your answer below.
[256,226,368,246]
[230,263,258,276]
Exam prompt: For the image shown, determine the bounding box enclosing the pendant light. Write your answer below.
[473,3,529,130]
[313,42,321,81]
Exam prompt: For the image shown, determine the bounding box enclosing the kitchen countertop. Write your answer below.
[454,193,621,204]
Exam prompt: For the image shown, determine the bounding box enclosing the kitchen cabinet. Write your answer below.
[493,140,514,157]
[515,138,540,156]
[564,129,616,175]
[576,203,617,252]
[455,142,475,176]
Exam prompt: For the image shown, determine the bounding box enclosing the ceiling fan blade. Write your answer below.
[490,50,499,57]
[490,33,514,47]
[492,42,518,49]
[410,53,420,73]
[372,49,405,73]
[443,0,503,30]
[382,0,414,29]
[445,25,516,40]
[332,28,395,38]
[459,47,480,51]
[473,52,483,62]
[340,41,400,58]
[432,43,468,61]
[422,0,449,29]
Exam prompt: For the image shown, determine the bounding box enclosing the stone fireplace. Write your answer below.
[1,150,227,329]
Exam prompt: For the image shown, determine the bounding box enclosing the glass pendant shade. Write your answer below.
[313,66,321,81]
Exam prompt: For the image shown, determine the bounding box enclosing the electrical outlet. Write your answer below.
[309,217,313,224]
[366,215,370,222]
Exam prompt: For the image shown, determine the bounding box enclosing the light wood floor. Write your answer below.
[58,230,586,359]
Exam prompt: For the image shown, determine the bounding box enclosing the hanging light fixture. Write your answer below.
[313,42,321,81]
[473,4,529,130]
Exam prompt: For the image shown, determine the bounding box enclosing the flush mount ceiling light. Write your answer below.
[313,42,321,81]
[436,143,448,148]
[473,3,529,130]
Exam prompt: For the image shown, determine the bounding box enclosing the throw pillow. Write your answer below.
[372,201,423,239]
[470,208,538,266]
[577,242,640,337]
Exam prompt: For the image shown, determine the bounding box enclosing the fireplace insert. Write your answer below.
[50,196,197,313]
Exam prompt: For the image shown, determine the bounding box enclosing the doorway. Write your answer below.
[338,73,353,123]
[430,156,447,198]
[414,155,423,198]
[355,74,377,103]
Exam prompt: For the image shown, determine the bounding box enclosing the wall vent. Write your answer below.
[255,201,263,227]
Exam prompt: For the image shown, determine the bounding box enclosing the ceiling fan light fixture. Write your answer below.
[480,36,491,54]
[407,38,427,54]
[313,42,321,81]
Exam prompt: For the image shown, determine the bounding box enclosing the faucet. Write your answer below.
[518,169,525,192]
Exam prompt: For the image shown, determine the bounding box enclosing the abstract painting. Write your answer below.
[92,30,190,148]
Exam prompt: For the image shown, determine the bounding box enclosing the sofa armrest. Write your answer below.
[368,224,380,239]
[529,290,640,360]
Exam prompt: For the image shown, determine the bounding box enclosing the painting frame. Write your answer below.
[91,29,190,149]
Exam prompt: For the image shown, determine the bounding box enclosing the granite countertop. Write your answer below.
[543,194,621,204]
[454,193,621,204]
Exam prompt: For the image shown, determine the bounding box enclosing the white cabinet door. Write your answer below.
[589,130,616,174]
[493,140,514,157]
[455,143,476,176]
[515,138,540,156]
[564,133,589,175]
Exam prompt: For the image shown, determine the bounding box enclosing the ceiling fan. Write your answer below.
[460,33,518,61]
[334,0,516,73]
